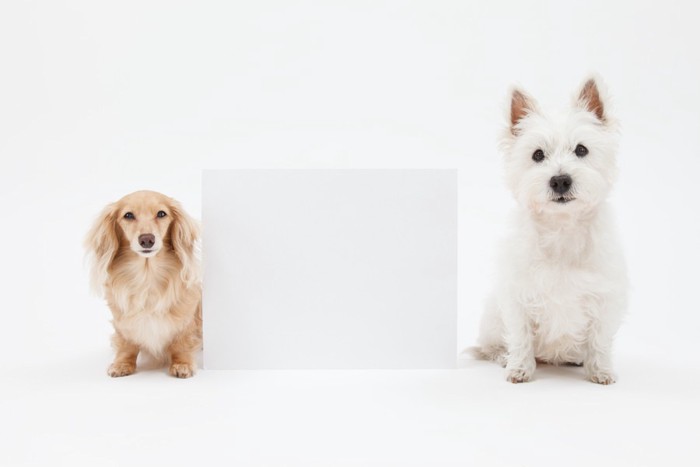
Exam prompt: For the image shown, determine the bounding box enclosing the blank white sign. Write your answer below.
[202,170,457,369]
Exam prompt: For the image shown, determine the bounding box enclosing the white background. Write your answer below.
[1,1,699,466]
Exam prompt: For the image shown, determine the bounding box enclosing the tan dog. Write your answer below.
[85,190,202,378]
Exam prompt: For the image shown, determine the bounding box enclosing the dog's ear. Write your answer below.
[576,77,606,122]
[509,88,537,136]
[169,200,201,287]
[85,202,120,295]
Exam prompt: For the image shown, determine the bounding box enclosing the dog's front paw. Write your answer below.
[169,362,195,379]
[505,367,533,384]
[588,371,615,385]
[108,362,136,377]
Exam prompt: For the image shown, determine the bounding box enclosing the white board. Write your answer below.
[202,170,457,369]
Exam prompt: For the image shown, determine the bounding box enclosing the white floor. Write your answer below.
[3,348,698,467]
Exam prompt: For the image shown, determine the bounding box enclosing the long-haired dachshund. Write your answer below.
[85,190,202,378]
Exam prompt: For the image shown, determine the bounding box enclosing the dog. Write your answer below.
[475,76,627,384]
[85,190,202,378]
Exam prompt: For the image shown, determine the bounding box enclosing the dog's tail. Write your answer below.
[464,345,507,367]
[463,346,485,359]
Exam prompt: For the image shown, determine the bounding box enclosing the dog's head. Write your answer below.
[112,190,178,259]
[85,190,200,293]
[501,77,619,216]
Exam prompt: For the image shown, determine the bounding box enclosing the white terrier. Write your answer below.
[475,76,627,384]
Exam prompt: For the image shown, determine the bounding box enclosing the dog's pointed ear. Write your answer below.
[576,77,606,122]
[509,88,537,136]
[170,200,201,287]
[85,202,120,295]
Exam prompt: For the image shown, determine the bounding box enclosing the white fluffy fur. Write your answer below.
[476,76,627,384]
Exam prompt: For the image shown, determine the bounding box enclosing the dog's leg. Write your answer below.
[108,332,139,377]
[503,304,536,383]
[167,329,199,379]
[584,316,617,385]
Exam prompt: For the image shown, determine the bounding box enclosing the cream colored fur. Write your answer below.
[85,190,202,378]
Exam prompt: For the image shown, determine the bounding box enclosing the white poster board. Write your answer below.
[202,170,457,369]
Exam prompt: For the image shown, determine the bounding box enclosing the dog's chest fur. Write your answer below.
[521,261,601,360]
[106,254,191,356]
[506,209,621,361]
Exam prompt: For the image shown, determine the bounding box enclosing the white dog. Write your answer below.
[475,76,627,384]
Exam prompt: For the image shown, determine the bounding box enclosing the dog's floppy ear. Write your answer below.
[509,88,537,136]
[576,77,607,122]
[85,202,120,295]
[169,199,201,287]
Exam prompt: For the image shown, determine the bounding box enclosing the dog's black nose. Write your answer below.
[139,234,155,249]
[550,175,572,194]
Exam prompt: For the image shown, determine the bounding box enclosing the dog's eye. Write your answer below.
[157,210,167,218]
[575,144,589,157]
[124,212,135,220]
[532,149,545,162]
